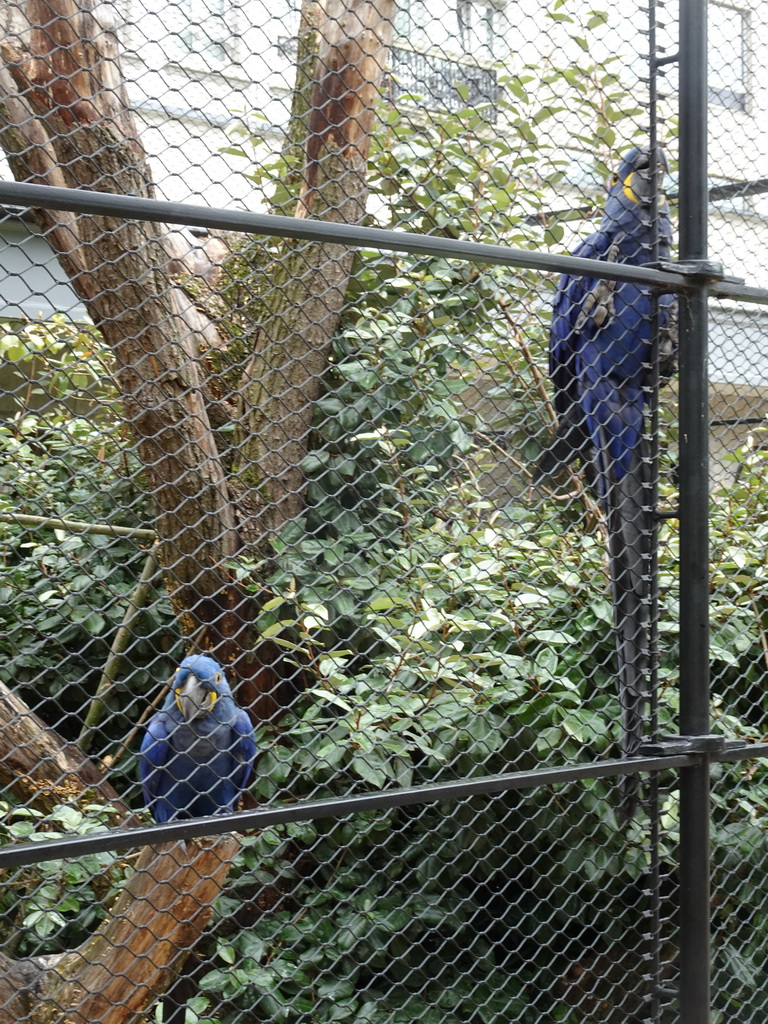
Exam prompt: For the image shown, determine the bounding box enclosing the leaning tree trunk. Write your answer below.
[234,0,397,542]
[0,680,129,816]
[0,0,241,650]
[0,837,240,1024]
[0,0,396,696]
[0,0,397,1019]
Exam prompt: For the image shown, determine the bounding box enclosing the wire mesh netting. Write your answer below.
[710,756,768,1024]
[0,0,766,1020]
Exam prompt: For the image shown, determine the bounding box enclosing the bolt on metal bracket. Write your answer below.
[653,507,680,520]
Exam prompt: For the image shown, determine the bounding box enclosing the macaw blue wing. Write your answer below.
[139,710,182,823]
[231,708,258,792]
[536,230,618,483]
[139,712,171,803]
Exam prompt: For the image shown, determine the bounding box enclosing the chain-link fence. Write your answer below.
[0,0,766,1021]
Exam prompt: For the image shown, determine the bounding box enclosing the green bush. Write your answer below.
[0,801,130,958]
[0,316,178,743]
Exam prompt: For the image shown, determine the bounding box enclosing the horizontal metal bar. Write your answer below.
[0,753,695,869]
[711,279,768,305]
[709,176,768,201]
[0,182,691,290]
[709,417,767,428]
[652,51,680,67]
[0,512,156,540]
[642,734,724,756]
[660,258,723,279]
[713,741,768,762]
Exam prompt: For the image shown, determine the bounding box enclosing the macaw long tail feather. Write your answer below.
[532,405,594,484]
[601,440,652,819]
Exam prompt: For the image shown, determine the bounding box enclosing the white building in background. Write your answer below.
[1,0,767,447]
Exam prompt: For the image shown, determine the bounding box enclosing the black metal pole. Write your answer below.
[647,2,663,1018]
[677,0,711,1019]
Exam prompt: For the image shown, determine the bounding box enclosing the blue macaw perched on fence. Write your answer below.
[535,146,677,815]
[139,655,257,823]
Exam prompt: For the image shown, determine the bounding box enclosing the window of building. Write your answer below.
[709,2,748,111]
[176,0,239,66]
[395,0,504,62]
[389,47,500,115]
[392,0,504,114]
[121,0,241,71]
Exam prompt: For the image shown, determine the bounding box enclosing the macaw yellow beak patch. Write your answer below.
[620,169,665,205]
[622,171,639,203]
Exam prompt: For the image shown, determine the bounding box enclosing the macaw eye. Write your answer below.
[611,172,620,185]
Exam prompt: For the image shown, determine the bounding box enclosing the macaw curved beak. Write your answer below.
[175,673,217,720]
[619,151,668,204]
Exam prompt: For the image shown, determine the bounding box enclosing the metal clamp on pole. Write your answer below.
[658,258,725,280]
[640,735,726,757]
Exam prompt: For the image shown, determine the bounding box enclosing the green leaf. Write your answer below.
[529,629,577,645]
[218,944,236,965]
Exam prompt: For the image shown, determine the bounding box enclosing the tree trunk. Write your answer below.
[0,837,240,1024]
[0,680,128,816]
[234,0,397,543]
[0,0,240,627]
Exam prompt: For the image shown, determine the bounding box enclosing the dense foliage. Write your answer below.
[0,317,178,741]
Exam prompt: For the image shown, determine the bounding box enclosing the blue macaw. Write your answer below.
[535,146,677,814]
[139,654,257,823]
